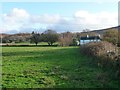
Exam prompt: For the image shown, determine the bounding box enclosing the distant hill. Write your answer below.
[90,26,119,35]
[0,33,31,39]
[0,26,119,38]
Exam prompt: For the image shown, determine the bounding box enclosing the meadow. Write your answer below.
[2,46,119,88]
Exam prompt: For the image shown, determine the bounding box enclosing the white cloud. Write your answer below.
[1,8,30,33]
[0,8,118,33]
[30,14,61,24]
[3,8,30,23]
[74,10,118,30]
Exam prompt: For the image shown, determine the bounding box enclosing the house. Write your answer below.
[80,34,101,45]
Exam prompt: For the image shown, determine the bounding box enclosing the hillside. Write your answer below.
[90,26,119,35]
[0,33,31,38]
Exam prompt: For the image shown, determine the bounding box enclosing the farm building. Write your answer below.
[80,34,101,45]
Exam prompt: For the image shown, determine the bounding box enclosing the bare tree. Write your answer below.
[42,29,59,45]
[59,32,73,46]
[30,31,40,46]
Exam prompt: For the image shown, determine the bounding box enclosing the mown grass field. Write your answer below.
[2,46,119,88]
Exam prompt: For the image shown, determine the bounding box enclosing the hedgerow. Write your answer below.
[80,41,120,78]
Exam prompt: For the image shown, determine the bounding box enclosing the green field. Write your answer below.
[2,46,119,88]
[2,42,58,46]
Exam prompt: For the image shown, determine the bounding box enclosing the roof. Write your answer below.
[80,35,101,40]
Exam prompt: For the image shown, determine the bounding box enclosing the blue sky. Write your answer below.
[2,2,117,16]
[1,2,118,33]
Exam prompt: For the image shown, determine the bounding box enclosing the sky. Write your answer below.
[0,2,118,34]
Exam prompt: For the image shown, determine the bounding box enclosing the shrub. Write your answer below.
[80,41,118,57]
[115,55,120,78]
[103,30,118,45]
[80,41,120,79]
[80,41,118,68]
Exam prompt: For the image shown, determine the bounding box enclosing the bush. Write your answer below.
[80,41,118,68]
[115,55,120,78]
[80,41,120,79]
[103,30,118,45]
[80,41,118,57]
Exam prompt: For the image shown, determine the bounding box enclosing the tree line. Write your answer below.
[30,29,80,46]
[1,28,120,47]
[1,29,80,46]
[30,30,59,46]
[32,29,120,47]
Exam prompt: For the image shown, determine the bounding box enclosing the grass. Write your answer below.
[2,46,119,88]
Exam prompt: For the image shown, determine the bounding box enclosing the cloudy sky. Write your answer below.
[0,2,118,34]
